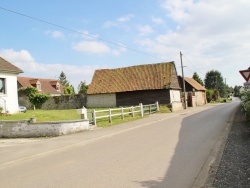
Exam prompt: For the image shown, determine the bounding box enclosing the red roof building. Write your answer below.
[18,76,64,96]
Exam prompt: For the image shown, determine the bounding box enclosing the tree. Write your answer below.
[234,85,242,97]
[64,85,75,95]
[78,81,89,94]
[58,71,75,95]
[19,86,50,109]
[58,71,69,87]
[192,72,204,86]
[204,70,226,97]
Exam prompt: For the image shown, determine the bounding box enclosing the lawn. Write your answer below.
[0,109,81,122]
[0,105,171,127]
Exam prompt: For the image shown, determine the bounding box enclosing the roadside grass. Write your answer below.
[0,105,171,127]
[209,97,232,104]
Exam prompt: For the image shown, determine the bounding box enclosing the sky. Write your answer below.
[0,0,250,91]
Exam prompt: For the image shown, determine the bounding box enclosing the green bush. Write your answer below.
[241,90,250,120]
[206,89,214,103]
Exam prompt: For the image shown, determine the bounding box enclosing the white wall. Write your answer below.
[87,93,116,108]
[0,73,19,114]
[170,89,181,103]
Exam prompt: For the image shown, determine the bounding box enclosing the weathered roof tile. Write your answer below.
[88,62,180,94]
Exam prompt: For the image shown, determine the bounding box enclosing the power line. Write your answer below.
[182,54,206,76]
[0,6,171,61]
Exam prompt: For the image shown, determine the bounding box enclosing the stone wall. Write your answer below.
[87,93,116,108]
[0,119,89,138]
[18,94,87,110]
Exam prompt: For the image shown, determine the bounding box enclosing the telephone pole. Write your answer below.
[180,51,187,109]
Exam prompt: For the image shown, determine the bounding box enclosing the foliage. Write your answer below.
[192,72,204,86]
[234,85,242,97]
[63,85,75,95]
[58,71,75,95]
[58,71,70,87]
[0,106,3,114]
[19,86,50,109]
[78,81,89,94]
[204,70,226,97]
[206,89,214,103]
[240,90,250,120]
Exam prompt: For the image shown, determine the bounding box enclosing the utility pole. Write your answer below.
[180,51,187,109]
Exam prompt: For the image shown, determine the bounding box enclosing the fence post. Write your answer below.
[121,107,124,120]
[92,110,96,125]
[109,108,112,123]
[156,101,159,112]
[139,103,144,117]
[131,106,134,117]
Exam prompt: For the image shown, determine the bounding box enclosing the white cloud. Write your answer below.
[72,41,111,54]
[136,0,250,86]
[103,14,134,28]
[117,14,134,22]
[112,44,127,56]
[0,49,98,89]
[151,16,165,25]
[78,30,99,40]
[45,30,64,39]
[161,0,193,22]
[138,25,154,36]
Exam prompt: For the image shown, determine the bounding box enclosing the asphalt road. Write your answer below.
[0,99,240,188]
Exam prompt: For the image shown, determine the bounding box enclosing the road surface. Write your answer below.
[0,99,240,188]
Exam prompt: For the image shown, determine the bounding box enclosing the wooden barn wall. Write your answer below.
[116,89,170,107]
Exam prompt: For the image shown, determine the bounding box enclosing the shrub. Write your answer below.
[240,90,250,120]
[206,89,214,103]
[18,86,50,109]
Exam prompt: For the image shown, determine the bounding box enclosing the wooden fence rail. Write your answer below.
[88,101,159,125]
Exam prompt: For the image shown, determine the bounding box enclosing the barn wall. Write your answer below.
[116,89,170,107]
[87,93,116,108]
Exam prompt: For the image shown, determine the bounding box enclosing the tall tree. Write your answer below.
[192,72,204,86]
[58,71,75,95]
[78,81,89,94]
[58,71,69,87]
[204,70,226,97]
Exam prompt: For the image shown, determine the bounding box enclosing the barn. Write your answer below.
[87,62,183,111]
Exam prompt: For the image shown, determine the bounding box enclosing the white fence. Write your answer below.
[89,102,159,125]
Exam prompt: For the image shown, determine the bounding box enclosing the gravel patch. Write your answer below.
[212,107,250,188]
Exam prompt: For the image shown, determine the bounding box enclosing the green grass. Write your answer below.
[0,105,171,127]
[159,105,172,113]
[0,109,81,122]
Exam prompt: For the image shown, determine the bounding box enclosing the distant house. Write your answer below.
[87,62,183,111]
[17,76,64,96]
[0,57,23,114]
[178,76,207,107]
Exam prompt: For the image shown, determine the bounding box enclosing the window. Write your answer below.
[56,83,60,91]
[0,78,5,94]
[37,83,41,91]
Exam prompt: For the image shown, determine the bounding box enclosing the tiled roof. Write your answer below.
[87,62,181,94]
[18,76,64,95]
[183,77,206,91]
[0,57,23,74]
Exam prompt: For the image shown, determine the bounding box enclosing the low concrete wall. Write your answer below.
[0,119,89,138]
[171,102,184,112]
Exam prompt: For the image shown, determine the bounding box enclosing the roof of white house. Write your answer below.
[0,57,23,74]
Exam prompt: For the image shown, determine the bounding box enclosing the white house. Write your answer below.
[0,57,23,114]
